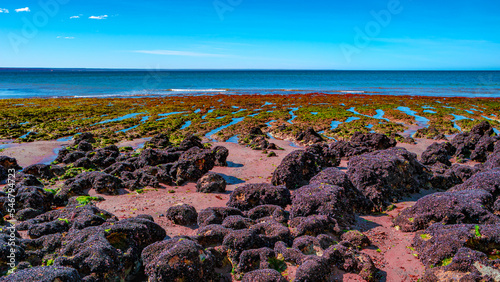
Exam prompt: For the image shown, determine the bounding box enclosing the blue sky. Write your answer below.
[0,0,499,69]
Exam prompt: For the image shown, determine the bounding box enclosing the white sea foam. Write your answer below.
[169,89,227,92]
[339,90,365,94]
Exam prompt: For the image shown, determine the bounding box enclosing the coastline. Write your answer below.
[1,92,499,281]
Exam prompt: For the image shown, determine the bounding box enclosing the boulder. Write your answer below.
[413,223,500,268]
[271,150,321,190]
[295,127,324,145]
[142,238,217,281]
[309,167,372,213]
[347,147,430,211]
[196,172,226,193]
[420,142,455,166]
[241,269,287,282]
[0,266,81,282]
[422,247,500,282]
[393,189,500,232]
[290,183,355,227]
[22,164,64,180]
[212,145,229,166]
[197,207,243,227]
[166,204,198,226]
[227,183,291,211]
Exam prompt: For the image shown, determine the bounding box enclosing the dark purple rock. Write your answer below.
[227,183,290,211]
[271,150,321,190]
[196,172,226,193]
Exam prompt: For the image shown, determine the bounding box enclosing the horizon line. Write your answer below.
[1,67,500,72]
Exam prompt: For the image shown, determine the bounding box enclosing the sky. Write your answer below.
[0,0,499,70]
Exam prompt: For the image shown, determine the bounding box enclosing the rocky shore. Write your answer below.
[0,120,499,281]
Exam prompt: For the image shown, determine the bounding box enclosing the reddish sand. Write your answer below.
[2,137,451,281]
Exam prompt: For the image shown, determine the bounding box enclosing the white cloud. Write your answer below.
[0,8,9,13]
[57,36,75,39]
[89,15,108,20]
[15,7,30,12]
[70,15,80,19]
[133,50,228,57]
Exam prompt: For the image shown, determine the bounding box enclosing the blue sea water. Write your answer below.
[0,69,499,99]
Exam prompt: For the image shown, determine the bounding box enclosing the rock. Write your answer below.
[449,169,500,198]
[145,133,171,148]
[347,147,430,211]
[329,141,371,159]
[413,223,500,268]
[340,230,371,248]
[13,173,43,188]
[13,186,54,220]
[88,147,119,168]
[178,134,204,151]
[295,127,324,145]
[451,132,482,161]
[420,142,455,166]
[236,247,277,274]
[350,131,397,150]
[195,224,231,247]
[170,148,216,185]
[450,164,479,182]
[471,121,495,136]
[294,257,330,282]
[0,156,22,171]
[212,145,229,166]
[239,127,271,150]
[305,143,340,168]
[196,172,226,193]
[17,204,117,238]
[73,132,95,144]
[142,237,217,281]
[0,266,82,282]
[197,207,243,227]
[427,163,462,190]
[166,204,198,226]
[76,141,93,152]
[422,247,500,282]
[292,236,324,256]
[470,135,498,162]
[62,151,86,164]
[317,234,337,250]
[288,214,340,237]
[73,157,93,169]
[21,164,63,180]
[222,215,254,230]
[223,229,263,262]
[271,150,321,190]
[274,241,307,265]
[323,244,377,281]
[56,216,166,280]
[244,205,288,224]
[482,151,500,170]
[227,183,291,211]
[56,172,122,204]
[393,190,500,232]
[241,269,287,282]
[102,161,136,177]
[290,183,355,227]
[136,148,179,168]
[309,167,372,213]
[128,165,173,188]
[249,221,292,247]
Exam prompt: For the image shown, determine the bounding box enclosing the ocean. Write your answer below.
[0,69,499,99]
